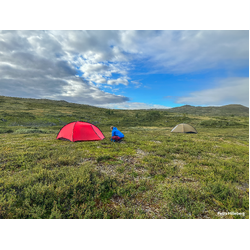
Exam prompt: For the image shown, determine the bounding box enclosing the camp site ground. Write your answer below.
[0,96,248,219]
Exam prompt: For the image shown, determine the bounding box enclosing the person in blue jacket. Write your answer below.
[110,126,124,142]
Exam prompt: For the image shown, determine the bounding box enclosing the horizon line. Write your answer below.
[0,95,249,110]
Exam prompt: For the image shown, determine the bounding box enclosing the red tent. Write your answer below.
[56,121,105,142]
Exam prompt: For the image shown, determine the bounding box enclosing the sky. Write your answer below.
[0,30,249,109]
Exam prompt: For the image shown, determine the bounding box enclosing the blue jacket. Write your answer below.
[111,127,124,140]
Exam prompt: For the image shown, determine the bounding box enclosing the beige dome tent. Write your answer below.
[171,123,197,133]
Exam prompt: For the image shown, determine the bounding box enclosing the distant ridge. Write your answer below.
[0,96,249,116]
[167,104,249,116]
[0,95,105,109]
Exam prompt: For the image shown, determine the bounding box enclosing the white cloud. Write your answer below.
[119,30,249,74]
[0,30,248,108]
[47,78,129,105]
[131,80,142,88]
[107,77,129,86]
[0,31,130,105]
[176,77,249,106]
[78,59,129,86]
[96,102,171,110]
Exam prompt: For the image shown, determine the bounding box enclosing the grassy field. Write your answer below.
[0,96,249,218]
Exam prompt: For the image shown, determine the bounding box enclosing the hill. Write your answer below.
[167,104,249,116]
[0,96,249,131]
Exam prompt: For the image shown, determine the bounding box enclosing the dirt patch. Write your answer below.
[132,198,163,218]
[134,176,151,182]
[78,158,95,165]
[236,183,249,192]
[110,194,124,206]
[151,140,162,144]
[171,153,181,158]
[165,176,200,187]
[136,149,149,157]
[207,153,217,157]
[134,167,148,174]
[172,159,186,169]
[95,164,117,176]
[220,156,233,160]
[118,156,140,165]
[173,204,188,214]
[199,165,210,170]
[181,177,198,183]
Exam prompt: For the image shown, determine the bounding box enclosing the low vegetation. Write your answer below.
[0,96,249,218]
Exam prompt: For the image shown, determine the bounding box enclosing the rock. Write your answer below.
[151,140,161,144]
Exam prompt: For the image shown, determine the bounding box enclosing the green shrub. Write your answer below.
[96,155,114,163]
[105,110,114,115]
[145,111,162,121]
[0,128,14,134]
[116,166,125,173]
[14,128,54,134]
[199,119,243,128]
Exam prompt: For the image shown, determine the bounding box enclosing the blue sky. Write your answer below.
[0,30,249,109]
[99,62,249,108]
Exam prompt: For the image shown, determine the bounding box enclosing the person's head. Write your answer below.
[110,126,114,130]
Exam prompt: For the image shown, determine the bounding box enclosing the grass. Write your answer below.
[0,96,249,218]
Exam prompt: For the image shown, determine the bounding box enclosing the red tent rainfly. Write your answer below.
[56,121,105,142]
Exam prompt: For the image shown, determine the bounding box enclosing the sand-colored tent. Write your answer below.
[171,123,197,133]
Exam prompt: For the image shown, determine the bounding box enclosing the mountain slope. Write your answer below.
[167,104,249,116]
